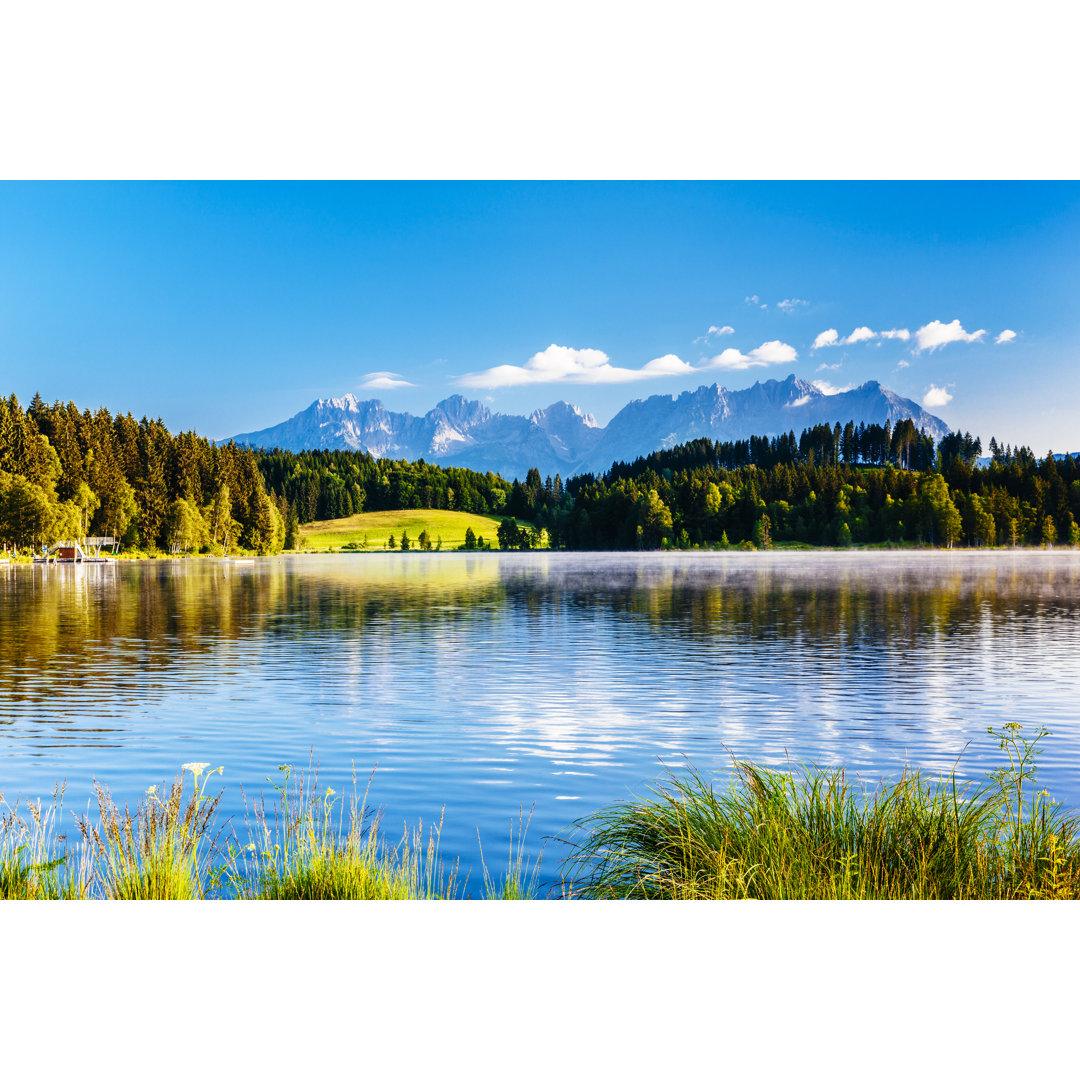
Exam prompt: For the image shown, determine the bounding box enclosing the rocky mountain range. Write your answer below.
[227,375,951,480]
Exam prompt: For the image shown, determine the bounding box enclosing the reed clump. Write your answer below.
[226,766,461,900]
[76,763,223,899]
[565,725,1080,899]
[480,808,542,899]
[0,786,92,899]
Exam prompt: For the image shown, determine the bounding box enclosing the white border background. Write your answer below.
[3,2,1078,1074]
[2,0,1077,179]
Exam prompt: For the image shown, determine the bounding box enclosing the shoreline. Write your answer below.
[7,543,1079,565]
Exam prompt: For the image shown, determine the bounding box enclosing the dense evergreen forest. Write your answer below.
[2,392,1077,554]
[0,393,287,554]
[0,393,512,555]
[253,415,1080,551]
[255,447,512,522]
[536,422,1080,550]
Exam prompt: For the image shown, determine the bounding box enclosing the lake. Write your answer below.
[3,550,1080,892]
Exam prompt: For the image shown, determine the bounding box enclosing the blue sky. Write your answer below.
[2,181,1079,452]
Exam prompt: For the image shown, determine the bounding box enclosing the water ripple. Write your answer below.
[2,551,1080,885]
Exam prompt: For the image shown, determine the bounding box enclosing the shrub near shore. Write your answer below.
[3,725,1078,900]
[566,725,1080,899]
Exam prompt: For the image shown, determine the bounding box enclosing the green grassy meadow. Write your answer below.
[298,508,516,551]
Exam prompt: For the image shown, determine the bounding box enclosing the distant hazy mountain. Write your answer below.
[228,393,603,480]
[227,375,950,480]
[577,376,950,475]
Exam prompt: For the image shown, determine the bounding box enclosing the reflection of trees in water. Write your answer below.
[497,555,1080,650]
[3,554,1079,718]
[0,559,512,712]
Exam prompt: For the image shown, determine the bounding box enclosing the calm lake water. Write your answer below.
[3,550,1080,891]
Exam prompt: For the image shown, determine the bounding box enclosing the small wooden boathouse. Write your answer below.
[34,536,118,564]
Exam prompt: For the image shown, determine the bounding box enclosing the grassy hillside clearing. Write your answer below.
[298,508,532,550]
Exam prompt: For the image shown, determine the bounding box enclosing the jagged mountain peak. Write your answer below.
[320,392,367,412]
[744,374,818,401]
[530,400,600,428]
[227,374,950,480]
[427,395,492,427]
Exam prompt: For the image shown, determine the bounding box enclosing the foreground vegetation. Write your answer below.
[4,725,1079,900]
[566,725,1080,899]
[0,763,533,900]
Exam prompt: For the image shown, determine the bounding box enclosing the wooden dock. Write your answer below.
[34,537,118,564]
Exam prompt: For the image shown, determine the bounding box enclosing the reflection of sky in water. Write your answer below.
[2,551,1080,890]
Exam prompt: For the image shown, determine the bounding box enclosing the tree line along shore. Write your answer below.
[2,391,1078,556]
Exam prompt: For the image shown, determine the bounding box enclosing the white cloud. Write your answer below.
[778,298,809,312]
[895,359,910,370]
[817,325,911,348]
[788,395,814,407]
[460,337,803,388]
[812,380,855,396]
[996,329,1017,344]
[640,353,697,376]
[456,344,696,388]
[844,326,876,345]
[694,324,735,344]
[816,361,842,372]
[749,340,798,366]
[744,294,767,309]
[922,385,954,408]
[358,371,415,390]
[705,348,757,370]
[704,340,798,371]
[814,325,897,349]
[915,319,986,352]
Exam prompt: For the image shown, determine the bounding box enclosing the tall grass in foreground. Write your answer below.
[565,725,1080,899]
[0,786,92,899]
[0,762,536,899]
[8,724,1077,899]
[226,766,462,899]
[479,808,543,899]
[77,763,223,899]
